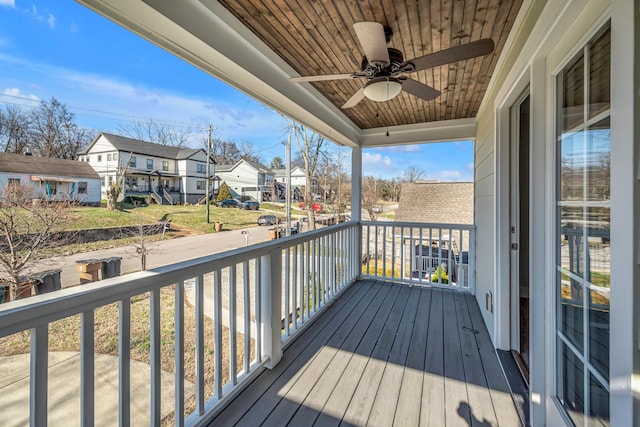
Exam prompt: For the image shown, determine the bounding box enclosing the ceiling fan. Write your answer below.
[290,22,495,109]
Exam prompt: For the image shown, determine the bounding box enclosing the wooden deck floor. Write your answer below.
[208,280,522,427]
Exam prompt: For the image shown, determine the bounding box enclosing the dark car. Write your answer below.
[238,200,260,210]
[215,198,238,208]
[257,215,281,226]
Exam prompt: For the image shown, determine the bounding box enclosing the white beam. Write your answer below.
[359,118,476,147]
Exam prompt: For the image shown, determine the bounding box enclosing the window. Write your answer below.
[86,156,90,162]
[8,178,20,185]
[162,161,169,172]
[97,154,102,162]
[125,176,137,189]
[129,156,136,168]
[108,176,114,186]
[555,25,610,426]
[78,182,87,194]
[147,159,154,169]
[103,177,108,187]
[113,153,118,161]
[46,181,57,195]
[107,154,112,161]
[197,164,206,174]
[196,180,205,190]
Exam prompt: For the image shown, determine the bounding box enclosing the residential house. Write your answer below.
[216,159,275,201]
[272,166,320,201]
[80,132,215,205]
[6,1,636,426]
[0,152,101,205]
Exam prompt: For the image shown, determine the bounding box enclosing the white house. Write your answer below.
[80,132,215,205]
[0,152,101,205]
[216,159,275,201]
[272,166,319,201]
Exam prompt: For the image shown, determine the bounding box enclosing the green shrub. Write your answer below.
[431,265,449,284]
[215,182,232,202]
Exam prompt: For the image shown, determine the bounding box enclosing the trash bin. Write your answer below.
[269,228,280,240]
[102,257,122,279]
[32,270,62,295]
[76,259,103,284]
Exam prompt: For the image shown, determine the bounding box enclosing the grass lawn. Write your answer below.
[62,204,266,234]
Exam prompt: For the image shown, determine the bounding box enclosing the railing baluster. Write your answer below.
[30,324,48,427]
[229,265,237,386]
[175,281,185,427]
[374,224,379,276]
[382,224,387,277]
[81,310,95,427]
[305,240,310,318]
[243,261,250,373]
[119,298,130,427]
[214,269,222,398]
[150,288,161,426]
[284,247,290,337]
[365,224,370,276]
[292,245,298,330]
[254,257,262,363]
[195,274,205,414]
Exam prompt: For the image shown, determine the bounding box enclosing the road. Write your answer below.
[37,226,273,288]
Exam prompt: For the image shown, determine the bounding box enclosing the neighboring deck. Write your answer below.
[208,280,522,426]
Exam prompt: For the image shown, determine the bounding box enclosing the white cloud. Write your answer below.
[2,87,40,102]
[437,169,474,182]
[24,4,56,29]
[362,152,398,178]
[0,0,15,8]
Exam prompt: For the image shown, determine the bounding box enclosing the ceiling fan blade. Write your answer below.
[402,38,495,72]
[401,79,441,101]
[290,73,361,82]
[353,22,390,67]
[342,87,366,109]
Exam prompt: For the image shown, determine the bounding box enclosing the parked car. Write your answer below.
[238,200,260,210]
[257,215,281,226]
[215,198,238,208]
[299,202,323,213]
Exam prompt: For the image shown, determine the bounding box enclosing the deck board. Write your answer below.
[208,281,522,427]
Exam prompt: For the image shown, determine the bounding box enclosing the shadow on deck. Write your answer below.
[207,280,522,426]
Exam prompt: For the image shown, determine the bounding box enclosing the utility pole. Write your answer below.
[204,125,215,223]
[285,134,292,236]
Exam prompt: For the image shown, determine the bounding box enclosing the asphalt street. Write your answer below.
[35,225,273,288]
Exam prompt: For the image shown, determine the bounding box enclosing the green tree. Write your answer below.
[270,156,284,169]
[215,181,232,201]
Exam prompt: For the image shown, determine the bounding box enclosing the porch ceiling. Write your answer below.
[77,0,523,147]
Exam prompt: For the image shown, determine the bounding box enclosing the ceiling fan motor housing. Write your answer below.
[361,48,404,77]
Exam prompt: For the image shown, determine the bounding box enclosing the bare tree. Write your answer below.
[0,105,31,154]
[117,118,193,148]
[290,121,326,230]
[362,176,383,220]
[106,153,132,210]
[0,183,75,300]
[402,166,425,183]
[29,98,91,158]
[204,137,261,164]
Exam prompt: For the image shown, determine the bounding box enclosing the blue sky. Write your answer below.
[0,0,474,181]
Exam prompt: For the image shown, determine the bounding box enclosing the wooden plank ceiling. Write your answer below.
[217,0,523,130]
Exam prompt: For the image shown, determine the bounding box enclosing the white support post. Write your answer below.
[351,147,363,280]
[30,325,48,427]
[260,250,283,368]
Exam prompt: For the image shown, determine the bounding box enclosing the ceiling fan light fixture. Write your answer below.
[363,77,402,102]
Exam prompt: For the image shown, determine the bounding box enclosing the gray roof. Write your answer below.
[218,159,273,174]
[0,153,100,179]
[395,182,474,225]
[84,133,207,161]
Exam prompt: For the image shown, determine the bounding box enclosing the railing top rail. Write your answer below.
[0,221,359,337]
[362,220,475,230]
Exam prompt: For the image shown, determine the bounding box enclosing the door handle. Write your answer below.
[511,243,519,250]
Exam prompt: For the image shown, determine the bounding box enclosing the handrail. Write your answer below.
[0,221,360,426]
[162,188,174,205]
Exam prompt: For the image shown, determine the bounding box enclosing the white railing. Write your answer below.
[361,221,476,292]
[0,222,359,426]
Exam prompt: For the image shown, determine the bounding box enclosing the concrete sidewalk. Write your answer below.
[0,351,194,426]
